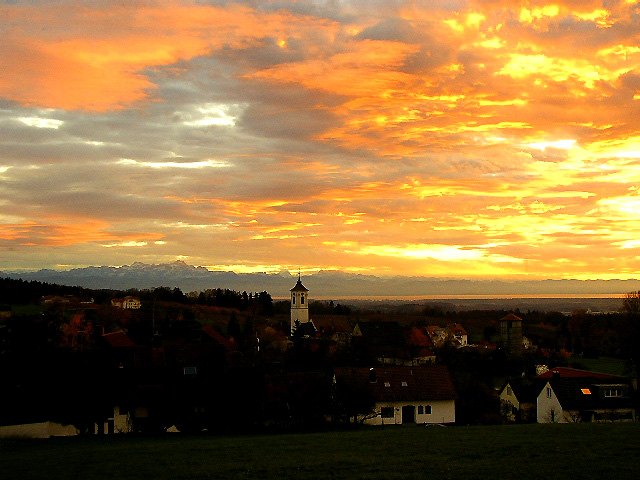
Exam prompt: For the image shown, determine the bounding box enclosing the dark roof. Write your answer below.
[295,321,317,337]
[201,325,238,351]
[501,377,546,403]
[312,316,354,334]
[334,365,457,402]
[354,321,411,360]
[546,377,635,411]
[537,367,624,379]
[103,331,136,347]
[290,278,309,292]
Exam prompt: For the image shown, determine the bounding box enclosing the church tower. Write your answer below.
[290,273,309,334]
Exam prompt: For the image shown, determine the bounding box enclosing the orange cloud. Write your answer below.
[0,219,162,247]
[0,1,335,111]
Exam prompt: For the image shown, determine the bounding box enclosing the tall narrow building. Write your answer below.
[290,273,309,335]
[500,313,523,356]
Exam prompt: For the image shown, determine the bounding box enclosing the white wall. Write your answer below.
[499,383,520,421]
[362,400,455,425]
[537,382,566,423]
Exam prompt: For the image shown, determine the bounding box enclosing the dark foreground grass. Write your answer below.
[2,423,639,480]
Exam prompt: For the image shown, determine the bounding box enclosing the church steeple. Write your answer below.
[290,272,309,335]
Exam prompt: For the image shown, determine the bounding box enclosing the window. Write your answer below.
[581,388,591,395]
[506,386,513,396]
[184,366,197,375]
[292,294,296,305]
[425,405,432,415]
[547,387,552,398]
[381,407,394,418]
[384,382,391,388]
[301,293,305,304]
[418,406,424,414]
[401,381,408,387]
[603,387,624,397]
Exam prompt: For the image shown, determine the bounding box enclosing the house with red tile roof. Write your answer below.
[333,365,456,425]
[445,323,468,347]
[404,327,436,364]
[102,331,136,347]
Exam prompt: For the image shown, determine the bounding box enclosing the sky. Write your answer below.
[2,0,640,280]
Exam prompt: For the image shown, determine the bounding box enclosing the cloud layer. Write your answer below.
[2,0,640,280]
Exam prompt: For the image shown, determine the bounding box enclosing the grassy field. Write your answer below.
[2,423,639,480]
[578,357,631,376]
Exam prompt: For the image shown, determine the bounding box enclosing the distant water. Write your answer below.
[312,293,626,301]
[301,294,626,313]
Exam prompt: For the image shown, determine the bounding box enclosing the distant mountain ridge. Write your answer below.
[2,261,640,298]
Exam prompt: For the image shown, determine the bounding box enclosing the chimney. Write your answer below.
[552,370,560,379]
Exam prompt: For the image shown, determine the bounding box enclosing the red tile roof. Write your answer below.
[201,325,238,351]
[405,327,435,348]
[102,331,136,347]
[447,323,467,335]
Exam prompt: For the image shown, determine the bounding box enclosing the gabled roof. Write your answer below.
[102,331,136,347]
[447,323,467,335]
[405,327,435,348]
[334,365,457,402]
[544,377,634,411]
[312,316,354,334]
[500,377,546,403]
[500,313,523,322]
[201,325,238,352]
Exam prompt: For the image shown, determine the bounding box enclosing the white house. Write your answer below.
[333,365,457,425]
[537,376,636,423]
[537,381,565,423]
[111,296,141,309]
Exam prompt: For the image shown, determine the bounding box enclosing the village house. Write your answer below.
[312,316,354,343]
[498,378,540,423]
[111,296,141,309]
[445,323,468,347]
[333,365,457,425]
[499,367,637,423]
[404,327,436,365]
[536,368,636,423]
[425,325,447,347]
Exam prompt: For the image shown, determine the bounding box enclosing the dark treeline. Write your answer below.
[0,277,273,314]
[0,277,95,305]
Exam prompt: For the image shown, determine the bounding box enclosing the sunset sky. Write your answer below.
[2,0,640,280]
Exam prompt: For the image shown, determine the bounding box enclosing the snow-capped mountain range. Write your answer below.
[1,261,639,299]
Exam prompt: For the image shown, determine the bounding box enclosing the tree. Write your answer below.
[227,312,242,343]
[332,376,377,424]
[61,314,94,348]
[621,291,640,378]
